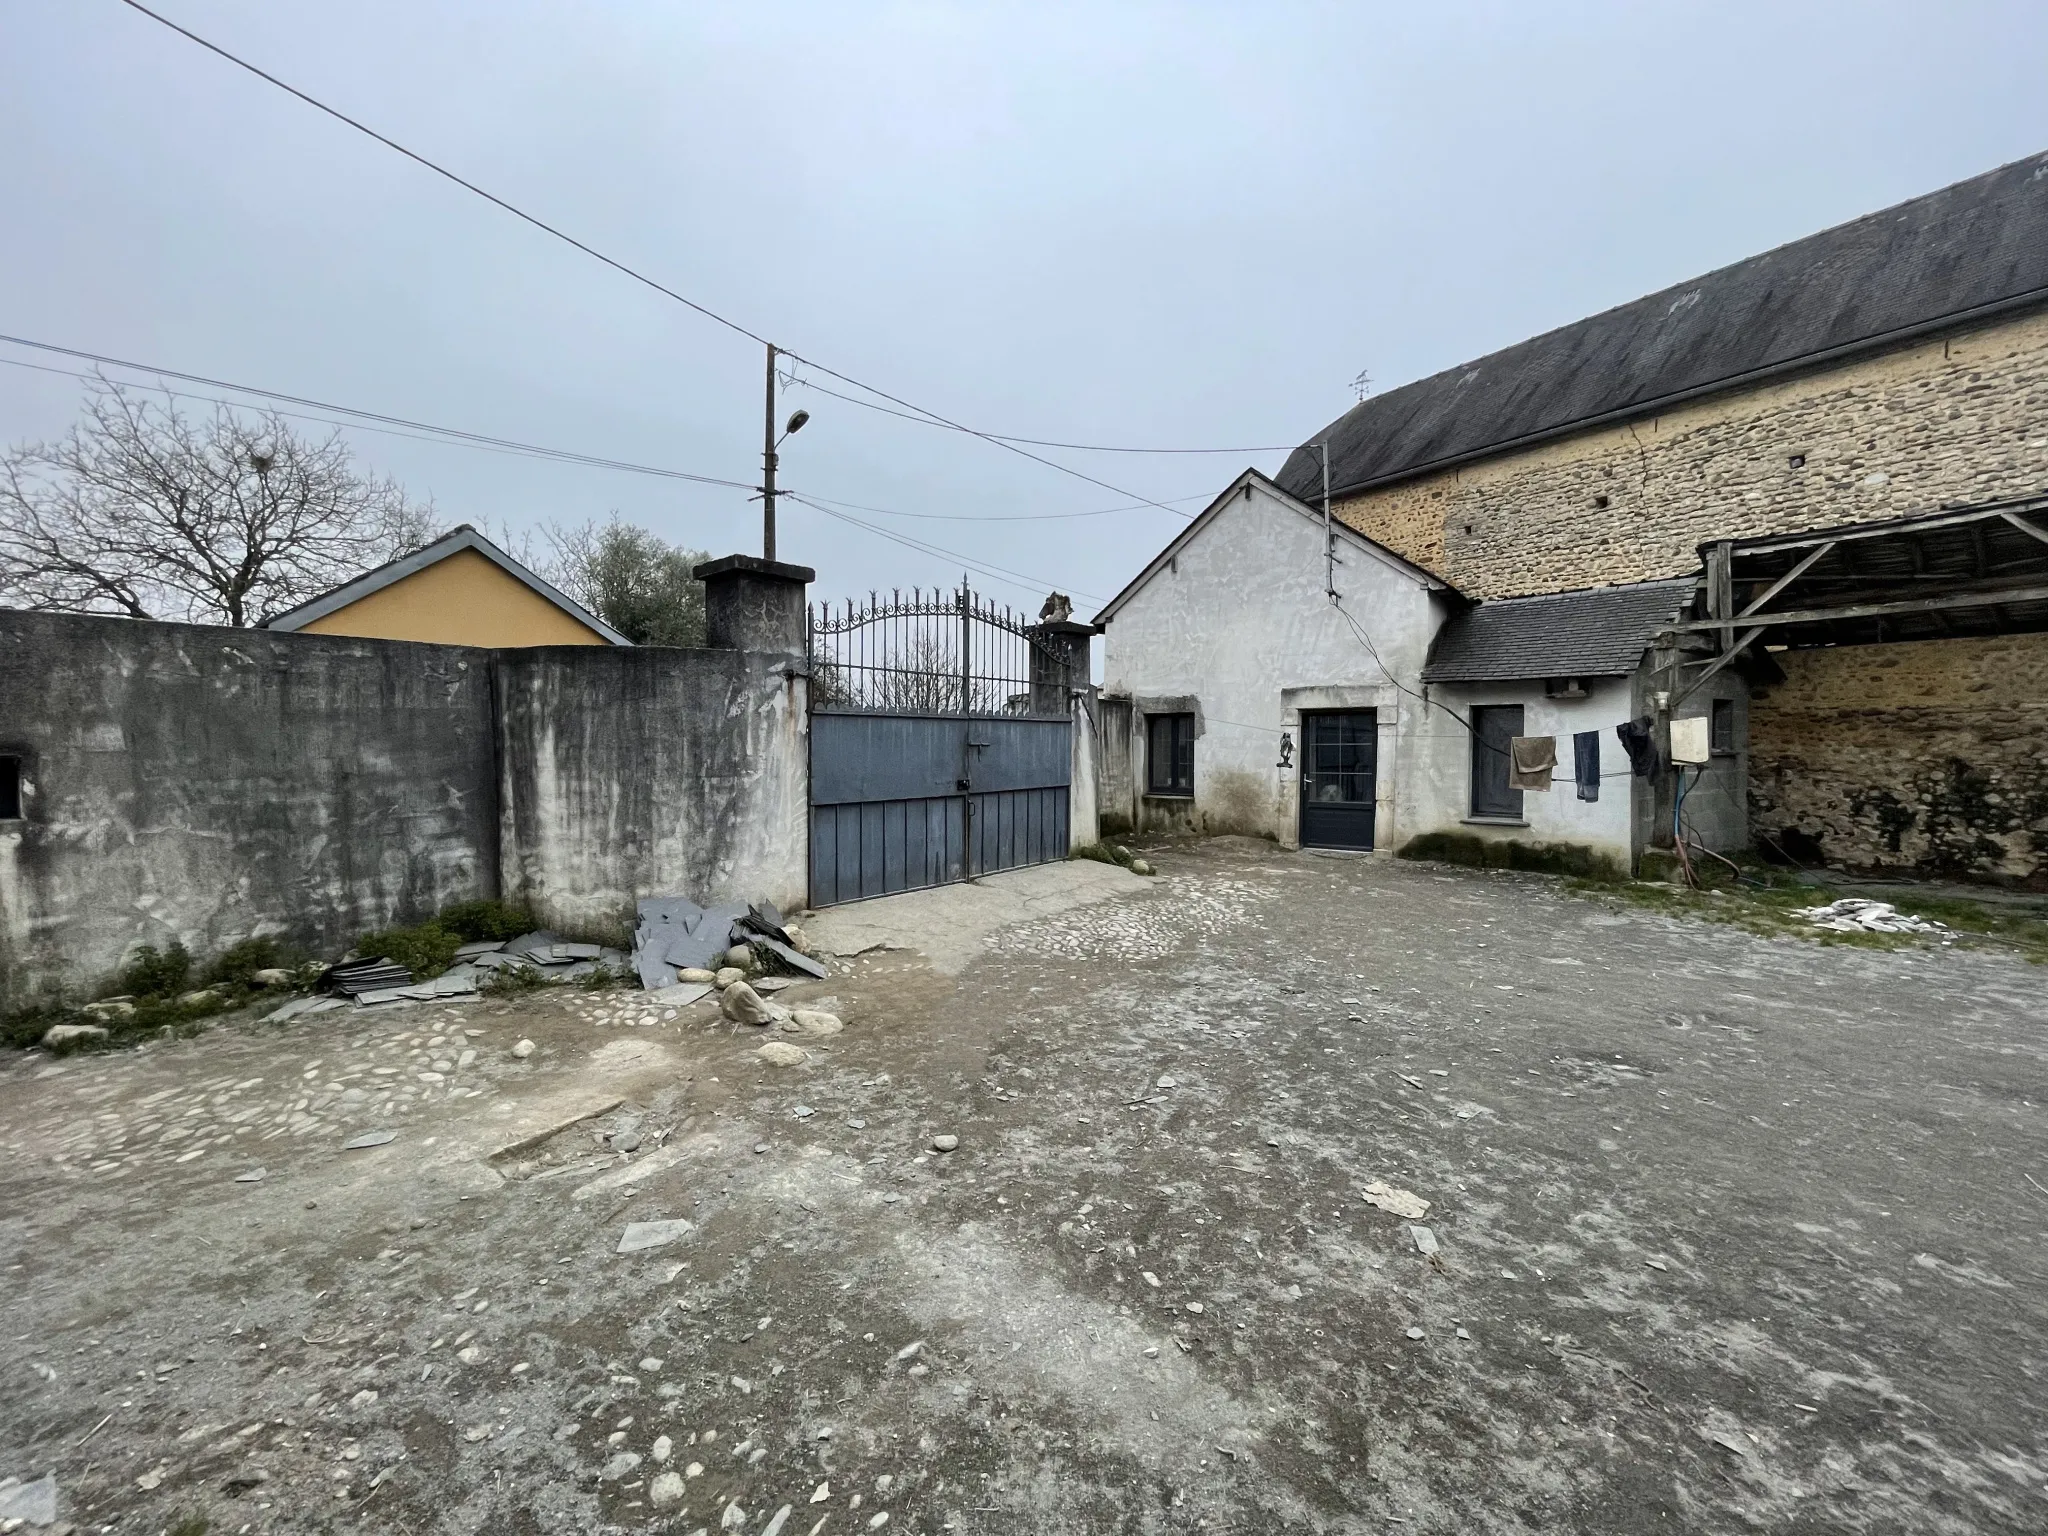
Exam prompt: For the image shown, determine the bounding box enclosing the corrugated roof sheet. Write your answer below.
[1279,151,2048,502]
[1421,580,1694,683]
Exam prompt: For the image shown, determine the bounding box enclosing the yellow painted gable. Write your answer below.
[298,548,610,647]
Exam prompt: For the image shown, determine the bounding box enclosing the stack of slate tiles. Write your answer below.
[630,897,828,992]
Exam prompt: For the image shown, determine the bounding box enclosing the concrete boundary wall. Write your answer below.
[0,609,807,1005]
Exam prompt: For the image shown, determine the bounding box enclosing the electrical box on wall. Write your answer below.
[1670,716,1711,765]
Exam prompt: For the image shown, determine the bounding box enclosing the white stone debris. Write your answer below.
[930,1134,959,1153]
[511,1039,536,1059]
[39,1023,107,1050]
[618,1219,695,1254]
[756,1042,808,1068]
[1361,1181,1430,1220]
[1792,897,1950,934]
[1410,1224,1440,1256]
[0,1473,58,1526]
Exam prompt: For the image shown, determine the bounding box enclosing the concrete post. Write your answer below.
[1024,619,1095,716]
[695,555,815,653]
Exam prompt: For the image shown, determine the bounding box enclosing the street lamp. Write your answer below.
[761,347,811,562]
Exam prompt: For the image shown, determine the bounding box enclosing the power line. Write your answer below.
[111,0,1236,520]
[786,493,1101,604]
[781,371,1294,456]
[793,487,1211,523]
[0,333,1105,599]
[0,333,758,490]
[0,333,1206,525]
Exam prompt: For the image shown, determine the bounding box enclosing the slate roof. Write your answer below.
[1421,580,1695,684]
[1278,151,2048,503]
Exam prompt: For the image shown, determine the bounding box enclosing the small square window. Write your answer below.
[1146,713,1195,796]
[0,756,20,820]
[1710,697,1736,754]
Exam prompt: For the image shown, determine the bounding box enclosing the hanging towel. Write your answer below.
[1616,717,1656,777]
[1574,730,1601,801]
[1508,735,1556,791]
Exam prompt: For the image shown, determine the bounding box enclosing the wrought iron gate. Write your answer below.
[807,585,1077,906]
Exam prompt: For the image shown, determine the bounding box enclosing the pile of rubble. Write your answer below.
[255,898,829,1025]
[1790,897,1950,935]
[631,897,825,990]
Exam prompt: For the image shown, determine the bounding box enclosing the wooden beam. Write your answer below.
[1734,540,1837,619]
[1673,581,2048,630]
[1672,625,1767,707]
[2001,510,2048,548]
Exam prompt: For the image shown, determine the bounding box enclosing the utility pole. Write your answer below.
[761,343,779,561]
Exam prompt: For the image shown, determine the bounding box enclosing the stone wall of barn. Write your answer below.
[1748,633,2048,883]
[1331,307,2048,601]
[1325,305,2048,880]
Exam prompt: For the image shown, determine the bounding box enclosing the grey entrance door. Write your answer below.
[808,712,1070,905]
[1299,710,1377,849]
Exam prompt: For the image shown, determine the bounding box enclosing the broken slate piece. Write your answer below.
[0,1472,57,1526]
[617,1219,695,1254]
[742,901,792,945]
[753,976,798,994]
[454,940,506,957]
[550,942,604,960]
[502,931,563,958]
[235,1168,267,1183]
[752,935,829,979]
[262,996,325,1023]
[344,1130,397,1150]
[645,982,714,1009]
[1409,1224,1440,1256]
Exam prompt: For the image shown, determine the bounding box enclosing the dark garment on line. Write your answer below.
[1574,729,1601,802]
[1616,717,1656,777]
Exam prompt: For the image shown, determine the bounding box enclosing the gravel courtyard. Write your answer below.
[2,839,2043,1535]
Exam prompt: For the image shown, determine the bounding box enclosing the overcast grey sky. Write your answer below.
[5,1,2046,612]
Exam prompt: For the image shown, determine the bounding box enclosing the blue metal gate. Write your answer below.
[807,586,1077,907]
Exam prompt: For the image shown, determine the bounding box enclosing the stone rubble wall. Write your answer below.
[1748,633,2048,882]
[1332,307,2048,601]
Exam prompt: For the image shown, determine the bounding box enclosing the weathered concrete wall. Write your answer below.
[1409,678,1641,863]
[0,612,813,1005]
[1332,307,2048,599]
[1749,633,2048,880]
[0,612,497,1004]
[1099,478,1445,849]
[495,646,809,932]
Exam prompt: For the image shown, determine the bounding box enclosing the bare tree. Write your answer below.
[544,516,709,647]
[870,632,965,713]
[0,378,436,627]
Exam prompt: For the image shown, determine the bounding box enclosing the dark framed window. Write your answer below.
[1710,697,1735,754]
[1469,705,1524,818]
[1146,713,1195,796]
[0,756,20,820]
